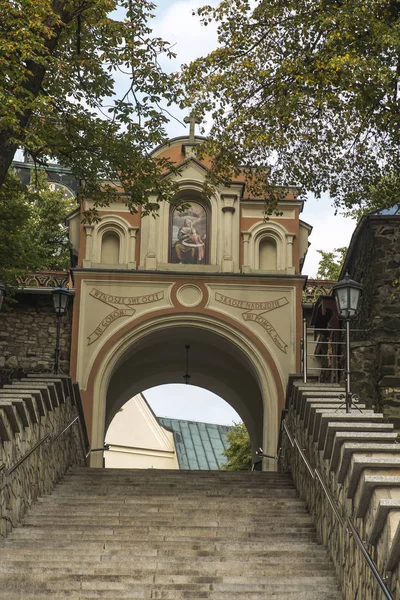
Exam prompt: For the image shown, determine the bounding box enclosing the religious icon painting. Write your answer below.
[171,202,208,264]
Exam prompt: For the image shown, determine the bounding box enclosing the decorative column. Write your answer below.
[286,234,295,274]
[241,231,251,273]
[128,227,139,270]
[221,194,237,272]
[83,225,94,268]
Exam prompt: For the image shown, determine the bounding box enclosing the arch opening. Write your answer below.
[104,384,243,470]
[92,322,273,468]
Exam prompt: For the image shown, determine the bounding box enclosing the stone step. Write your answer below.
[0,554,333,567]
[0,466,342,599]
[347,454,400,497]
[330,431,398,466]
[335,443,400,481]
[0,594,343,600]
[308,408,373,438]
[321,421,394,457]
[0,562,337,576]
[2,537,330,553]
[0,589,344,600]
[0,574,342,593]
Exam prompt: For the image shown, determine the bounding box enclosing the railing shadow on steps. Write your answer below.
[0,375,90,539]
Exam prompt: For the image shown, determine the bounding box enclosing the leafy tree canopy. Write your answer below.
[316,246,347,280]
[183,0,400,214]
[221,422,252,471]
[0,0,183,219]
[0,170,75,297]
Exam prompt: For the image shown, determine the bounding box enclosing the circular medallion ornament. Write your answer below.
[176,284,203,307]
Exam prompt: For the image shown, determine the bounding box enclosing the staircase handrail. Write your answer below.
[281,421,394,600]
[0,414,87,478]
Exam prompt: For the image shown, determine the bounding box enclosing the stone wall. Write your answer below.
[0,376,87,539]
[345,215,400,423]
[0,292,72,383]
[281,379,400,600]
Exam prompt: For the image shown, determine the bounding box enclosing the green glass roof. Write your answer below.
[157,417,231,470]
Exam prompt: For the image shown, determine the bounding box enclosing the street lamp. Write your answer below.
[52,287,70,375]
[0,283,5,312]
[332,272,363,412]
[183,345,191,385]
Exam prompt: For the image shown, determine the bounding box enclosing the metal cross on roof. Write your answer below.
[184,113,201,142]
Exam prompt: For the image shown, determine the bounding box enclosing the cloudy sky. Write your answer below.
[119,0,356,425]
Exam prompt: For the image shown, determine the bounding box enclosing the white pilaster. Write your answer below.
[83,225,94,268]
[128,227,139,270]
[241,231,251,273]
[221,194,237,272]
[286,234,295,274]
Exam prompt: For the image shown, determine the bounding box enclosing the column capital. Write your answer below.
[221,194,238,209]
[222,206,235,214]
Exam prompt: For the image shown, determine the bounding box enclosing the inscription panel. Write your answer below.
[206,283,297,377]
[88,289,164,345]
[76,280,173,387]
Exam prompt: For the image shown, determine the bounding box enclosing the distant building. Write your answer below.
[12,157,79,200]
[105,393,231,470]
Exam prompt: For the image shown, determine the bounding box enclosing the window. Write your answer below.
[101,231,120,265]
[170,201,209,264]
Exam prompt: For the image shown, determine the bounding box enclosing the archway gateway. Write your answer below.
[67,131,309,469]
[70,270,303,470]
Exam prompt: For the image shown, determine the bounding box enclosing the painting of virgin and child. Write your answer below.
[171,202,208,264]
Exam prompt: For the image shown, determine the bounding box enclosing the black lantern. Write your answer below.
[52,287,70,316]
[52,287,70,374]
[332,272,363,320]
[0,283,5,312]
[332,272,363,413]
[183,345,191,385]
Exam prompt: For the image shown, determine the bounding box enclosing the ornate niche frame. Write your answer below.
[169,199,211,265]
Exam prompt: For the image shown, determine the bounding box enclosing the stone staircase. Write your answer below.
[0,468,343,600]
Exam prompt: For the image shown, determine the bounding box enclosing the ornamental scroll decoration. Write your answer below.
[16,272,69,289]
[87,288,164,345]
[215,293,289,353]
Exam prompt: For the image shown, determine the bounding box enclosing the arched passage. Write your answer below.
[86,314,282,470]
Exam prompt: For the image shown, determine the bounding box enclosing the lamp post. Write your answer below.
[0,283,5,312]
[52,287,70,375]
[183,345,191,385]
[332,272,363,413]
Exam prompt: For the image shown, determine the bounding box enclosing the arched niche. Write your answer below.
[89,215,135,268]
[259,237,277,270]
[246,221,292,272]
[101,231,120,265]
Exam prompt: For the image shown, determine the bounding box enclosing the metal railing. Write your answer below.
[281,421,394,600]
[301,318,345,384]
[0,414,87,478]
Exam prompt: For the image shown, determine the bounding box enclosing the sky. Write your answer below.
[115,0,357,425]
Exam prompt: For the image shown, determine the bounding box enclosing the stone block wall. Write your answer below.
[0,292,72,383]
[0,376,87,539]
[345,216,400,424]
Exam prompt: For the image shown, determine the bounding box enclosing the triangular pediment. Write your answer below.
[162,156,211,181]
